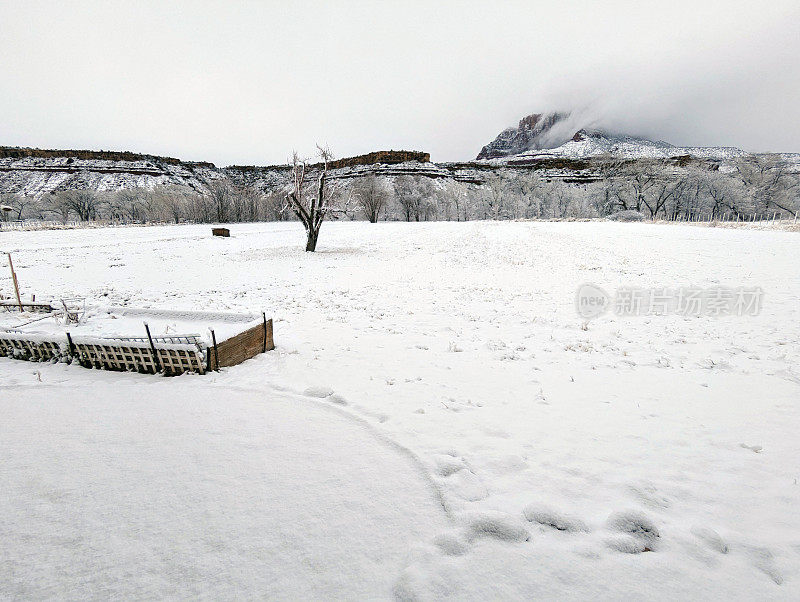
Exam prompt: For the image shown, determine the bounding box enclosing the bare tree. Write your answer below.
[285,145,339,252]
[2,193,38,220]
[150,185,194,223]
[47,189,100,222]
[229,184,264,222]
[735,155,799,216]
[614,163,659,212]
[546,182,575,218]
[262,190,291,221]
[393,176,433,221]
[447,180,470,221]
[206,179,233,223]
[44,191,74,223]
[640,178,673,218]
[484,176,507,219]
[107,188,147,222]
[354,175,388,223]
[702,171,746,219]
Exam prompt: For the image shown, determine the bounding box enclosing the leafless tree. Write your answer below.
[640,178,674,218]
[484,176,507,219]
[229,184,263,222]
[150,185,194,223]
[44,191,74,223]
[206,179,233,223]
[0,193,37,221]
[393,176,433,221]
[701,171,746,219]
[262,190,291,221]
[106,188,147,222]
[735,154,799,216]
[47,189,100,222]
[285,145,339,252]
[354,175,388,223]
[613,163,659,212]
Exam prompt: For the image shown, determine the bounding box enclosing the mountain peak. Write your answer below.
[476,112,573,160]
[478,115,750,163]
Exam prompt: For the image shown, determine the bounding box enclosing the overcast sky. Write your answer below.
[1,1,799,166]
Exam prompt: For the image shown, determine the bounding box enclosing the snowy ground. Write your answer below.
[2,220,799,599]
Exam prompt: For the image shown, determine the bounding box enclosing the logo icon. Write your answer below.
[575,283,610,319]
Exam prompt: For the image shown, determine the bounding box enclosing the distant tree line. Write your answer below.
[1,154,797,226]
[0,182,288,225]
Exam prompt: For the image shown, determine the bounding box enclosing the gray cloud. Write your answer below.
[1,0,798,165]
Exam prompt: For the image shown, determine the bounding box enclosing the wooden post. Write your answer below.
[262,312,268,353]
[66,332,75,359]
[7,253,23,312]
[266,318,274,351]
[144,322,162,374]
[210,329,219,371]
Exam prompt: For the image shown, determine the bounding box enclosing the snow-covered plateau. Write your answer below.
[1,220,799,599]
[499,130,749,162]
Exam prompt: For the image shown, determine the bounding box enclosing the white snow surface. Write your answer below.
[0,305,261,346]
[1,221,799,599]
[1,383,448,599]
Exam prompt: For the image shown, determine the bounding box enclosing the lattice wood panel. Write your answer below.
[0,316,272,375]
[0,335,205,375]
[73,342,206,375]
[0,336,62,361]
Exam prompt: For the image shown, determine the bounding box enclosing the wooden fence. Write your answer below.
[0,317,273,376]
[209,318,274,370]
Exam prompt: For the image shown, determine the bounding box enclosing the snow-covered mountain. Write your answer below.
[476,112,574,159]
[477,113,749,163]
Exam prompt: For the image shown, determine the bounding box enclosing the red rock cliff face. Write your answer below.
[326,150,429,169]
[476,112,572,160]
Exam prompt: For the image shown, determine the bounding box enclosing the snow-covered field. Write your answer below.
[2,220,799,599]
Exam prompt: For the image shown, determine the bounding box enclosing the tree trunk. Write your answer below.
[305,227,319,252]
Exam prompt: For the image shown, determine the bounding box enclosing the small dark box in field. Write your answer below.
[212,227,230,237]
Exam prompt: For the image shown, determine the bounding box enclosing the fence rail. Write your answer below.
[108,333,203,345]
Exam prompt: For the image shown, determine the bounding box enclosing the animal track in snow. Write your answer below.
[303,385,334,398]
[433,532,469,556]
[605,510,660,552]
[327,394,348,406]
[744,545,784,585]
[464,512,530,543]
[605,535,652,554]
[523,503,590,533]
[433,454,466,477]
[303,386,348,406]
[740,443,763,453]
[690,526,729,554]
